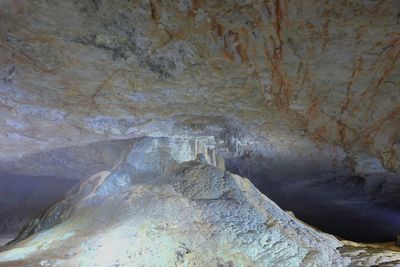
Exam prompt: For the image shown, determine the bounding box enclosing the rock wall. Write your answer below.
[0,139,133,180]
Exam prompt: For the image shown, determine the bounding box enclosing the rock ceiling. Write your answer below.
[0,0,399,175]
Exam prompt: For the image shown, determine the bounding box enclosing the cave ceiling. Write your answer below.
[0,0,399,174]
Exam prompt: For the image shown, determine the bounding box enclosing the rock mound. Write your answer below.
[0,159,351,266]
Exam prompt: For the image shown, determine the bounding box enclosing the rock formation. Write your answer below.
[1,156,399,266]
[0,0,400,265]
[0,138,398,266]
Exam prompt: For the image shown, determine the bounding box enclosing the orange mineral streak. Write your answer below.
[210,17,224,38]
[262,0,292,111]
[235,42,249,63]
[306,93,320,119]
[310,126,328,144]
[273,0,284,58]
[188,0,202,17]
[341,56,363,114]
[264,40,291,110]
[336,121,347,146]
[362,37,400,99]
[362,106,400,140]
[321,18,330,52]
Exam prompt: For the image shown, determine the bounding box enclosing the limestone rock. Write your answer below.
[0,1,399,265]
[0,0,399,175]
[2,161,400,266]
[0,161,350,266]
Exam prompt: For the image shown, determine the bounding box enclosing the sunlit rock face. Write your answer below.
[0,139,399,265]
[0,0,399,174]
[6,136,222,243]
[1,159,399,266]
[0,160,349,266]
[0,136,223,244]
[125,137,225,176]
[0,139,130,240]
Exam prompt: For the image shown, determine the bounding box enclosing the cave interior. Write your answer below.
[0,0,400,266]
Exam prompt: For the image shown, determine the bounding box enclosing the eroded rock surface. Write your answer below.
[0,0,399,175]
[0,0,399,265]
[1,160,399,266]
[0,136,224,240]
[0,160,348,266]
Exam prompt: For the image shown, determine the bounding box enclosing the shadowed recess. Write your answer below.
[226,154,400,242]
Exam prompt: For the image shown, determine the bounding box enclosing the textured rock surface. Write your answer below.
[1,160,399,266]
[0,136,223,181]
[0,136,223,240]
[340,241,400,267]
[0,1,400,265]
[0,161,348,266]
[0,0,399,175]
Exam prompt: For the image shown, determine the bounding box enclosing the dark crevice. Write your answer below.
[0,174,78,241]
[225,155,400,243]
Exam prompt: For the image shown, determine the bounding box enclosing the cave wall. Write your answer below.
[0,0,399,175]
[0,139,133,180]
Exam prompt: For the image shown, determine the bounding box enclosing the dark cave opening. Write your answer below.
[225,156,400,243]
[0,174,77,245]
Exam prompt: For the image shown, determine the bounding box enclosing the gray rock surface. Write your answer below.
[0,161,348,266]
[0,139,133,180]
[0,0,399,175]
[1,160,399,266]
[0,1,399,265]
